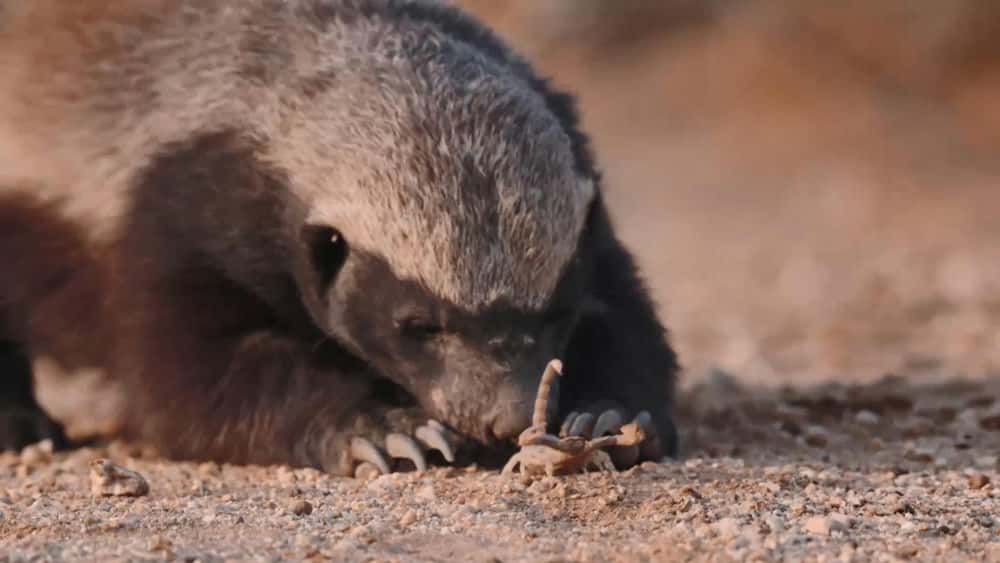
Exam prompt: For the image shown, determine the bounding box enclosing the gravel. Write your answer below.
[4,372,1000,561]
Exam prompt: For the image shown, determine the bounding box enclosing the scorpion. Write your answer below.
[502,359,646,477]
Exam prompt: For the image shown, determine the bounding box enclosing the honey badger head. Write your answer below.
[262,14,596,444]
[0,0,597,447]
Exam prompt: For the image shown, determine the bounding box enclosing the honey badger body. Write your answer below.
[0,0,679,474]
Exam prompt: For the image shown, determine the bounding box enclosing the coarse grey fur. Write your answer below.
[0,0,593,311]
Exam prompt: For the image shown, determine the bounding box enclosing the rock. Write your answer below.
[854,410,880,425]
[290,500,313,516]
[969,473,991,490]
[89,459,149,497]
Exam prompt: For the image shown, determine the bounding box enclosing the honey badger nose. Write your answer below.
[490,406,533,443]
[490,375,559,442]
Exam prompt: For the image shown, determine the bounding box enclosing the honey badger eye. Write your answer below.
[302,225,347,288]
[396,316,444,340]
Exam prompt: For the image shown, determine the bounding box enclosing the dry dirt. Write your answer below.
[6,372,1000,562]
[8,1,1000,561]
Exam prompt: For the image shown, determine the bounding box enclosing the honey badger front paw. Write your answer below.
[326,407,465,478]
[558,403,676,468]
[0,403,69,453]
[348,420,459,478]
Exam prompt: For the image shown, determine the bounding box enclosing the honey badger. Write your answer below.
[0,0,680,476]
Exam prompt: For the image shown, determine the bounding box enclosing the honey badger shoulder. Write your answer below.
[0,0,679,474]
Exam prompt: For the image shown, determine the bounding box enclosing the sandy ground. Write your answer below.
[8,1,1000,561]
[7,372,1000,562]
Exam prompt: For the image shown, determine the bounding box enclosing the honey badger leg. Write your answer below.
[112,297,463,477]
[0,340,68,452]
[558,199,680,467]
[0,193,101,453]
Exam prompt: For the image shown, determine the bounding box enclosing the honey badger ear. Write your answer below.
[301,224,349,291]
[294,223,350,329]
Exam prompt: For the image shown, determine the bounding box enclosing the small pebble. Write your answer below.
[290,499,313,516]
[969,473,991,490]
[854,410,880,425]
[89,459,149,497]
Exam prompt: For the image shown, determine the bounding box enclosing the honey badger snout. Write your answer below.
[488,370,559,442]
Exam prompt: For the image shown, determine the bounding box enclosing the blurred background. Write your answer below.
[456,0,1000,388]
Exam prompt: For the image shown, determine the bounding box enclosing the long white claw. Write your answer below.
[354,461,383,480]
[385,433,428,471]
[350,437,390,475]
[415,422,455,463]
[593,410,625,437]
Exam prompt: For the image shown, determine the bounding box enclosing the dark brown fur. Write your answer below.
[0,193,110,449]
